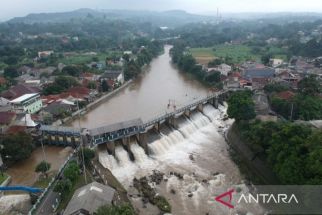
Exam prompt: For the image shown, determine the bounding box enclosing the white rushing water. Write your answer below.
[97,105,263,215]
[130,143,149,163]
[115,146,132,167]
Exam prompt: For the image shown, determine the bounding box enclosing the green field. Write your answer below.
[190,44,288,65]
[190,44,260,64]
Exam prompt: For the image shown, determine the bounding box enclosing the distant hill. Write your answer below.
[8,9,216,27]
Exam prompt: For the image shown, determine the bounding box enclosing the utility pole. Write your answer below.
[290,103,294,121]
[40,130,48,170]
[77,99,87,184]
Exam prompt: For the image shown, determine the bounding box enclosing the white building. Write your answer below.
[10,93,43,114]
[270,59,284,68]
[208,63,232,76]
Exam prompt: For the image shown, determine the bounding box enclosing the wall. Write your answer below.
[226,122,279,184]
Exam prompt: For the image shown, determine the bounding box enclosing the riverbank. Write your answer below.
[226,122,279,185]
[59,79,133,126]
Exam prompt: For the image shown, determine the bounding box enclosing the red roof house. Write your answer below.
[276,91,295,100]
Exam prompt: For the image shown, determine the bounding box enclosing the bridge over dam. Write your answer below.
[39,90,231,156]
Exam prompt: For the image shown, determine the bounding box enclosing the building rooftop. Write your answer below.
[243,68,275,79]
[1,84,40,100]
[63,182,115,215]
[40,125,80,135]
[10,93,39,104]
[0,112,16,125]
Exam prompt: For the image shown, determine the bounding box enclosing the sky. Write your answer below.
[1,0,322,21]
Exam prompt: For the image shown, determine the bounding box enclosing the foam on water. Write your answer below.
[115,146,132,167]
[130,143,149,163]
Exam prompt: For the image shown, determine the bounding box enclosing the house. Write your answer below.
[252,77,271,90]
[275,91,295,101]
[1,84,41,100]
[270,59,283,68]
[101,70,124,84]
[123,51,132,55]
[17,66,32,74]
[242,68,275,79]
[226,72,241,89]
[38,51,54,58]
[42,101,74,118]
[0,97,11,112]
[208,64,232,76]
[6,125,27,134]
[0,112,16,133]
[63,182,117,215]
[10,93,43,114]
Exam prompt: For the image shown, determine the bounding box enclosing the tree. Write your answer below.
[82,148,95,166]
[54,178,72,196]
[4,67,19,78]
[208,58,223,67]
[205,71,221,83]
[87,81,97,89]
[261,53,272,65]
[0,132,34,164]
[101,80,110,92]
[227,91,256,121]
[43,76,80,95]
[298,75,321,96]
[62,66,81,77]
[63,161,80,183]
[96,204,135,215]
[35,161,51,178]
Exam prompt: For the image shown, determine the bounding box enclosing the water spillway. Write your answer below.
[98,106,222,174]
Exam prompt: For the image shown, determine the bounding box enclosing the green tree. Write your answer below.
[96,204,135,215]
[205,71,221,83]
[82,148,95,166]
[227,91,256,121]
[298,75,321,96]
[54,178,72,196]
[0,132,34,164]
[62,66,81,77]
[87,81,97,89]
[208,58,223,67]
[4,67,19,78]
[63,161,80,183]
[43,76,79,95]
[35,161,51,178]
[261,53,272,65]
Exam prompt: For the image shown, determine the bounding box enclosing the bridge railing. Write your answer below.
[141,92,220,128]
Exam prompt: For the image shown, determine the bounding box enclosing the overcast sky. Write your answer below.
[1,0,322,21]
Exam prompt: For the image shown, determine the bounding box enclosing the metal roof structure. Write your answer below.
[10,93,39,104]
[63,182,115,215]
[40,125,81,135]
[89,118,143,136]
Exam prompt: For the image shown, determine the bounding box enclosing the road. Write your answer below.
[35,188,59,215]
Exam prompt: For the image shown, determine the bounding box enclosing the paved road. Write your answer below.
[35,189,59,215]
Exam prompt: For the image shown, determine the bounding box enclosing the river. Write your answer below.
[71,46,263,215]
[72,46,209,128]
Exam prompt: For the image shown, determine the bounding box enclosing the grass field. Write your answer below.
[190,44,289,65]
[190,44,261,65]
